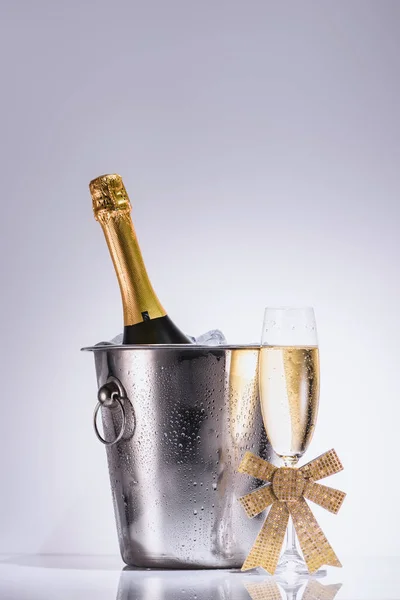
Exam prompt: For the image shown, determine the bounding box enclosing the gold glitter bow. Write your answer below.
[238,448,346,574]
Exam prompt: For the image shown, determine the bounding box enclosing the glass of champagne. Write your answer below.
[259,307,320,575]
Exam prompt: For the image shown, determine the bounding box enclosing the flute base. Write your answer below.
[275,549,327,578]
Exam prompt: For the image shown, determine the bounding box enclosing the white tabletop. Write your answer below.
[0,555,397,600]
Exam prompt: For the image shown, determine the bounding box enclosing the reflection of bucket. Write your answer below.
[83,343,272,568]
[117,568,252,599]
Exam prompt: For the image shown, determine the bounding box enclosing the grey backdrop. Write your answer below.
[1,1,399,559]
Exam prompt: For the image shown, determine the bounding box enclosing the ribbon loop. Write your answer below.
[239,485,275,518]
[300,449,343,481]
[238,452,277,481]
[303,480,346,514]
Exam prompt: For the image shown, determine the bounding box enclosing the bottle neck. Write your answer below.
[98,210,166,326]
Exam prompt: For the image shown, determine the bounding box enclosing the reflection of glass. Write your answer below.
[245,577,342,600]
[260,308,320,574]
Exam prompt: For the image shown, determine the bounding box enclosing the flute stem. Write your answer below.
[282,455,298,555]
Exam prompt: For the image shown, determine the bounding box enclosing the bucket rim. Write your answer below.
[81,343,261,352]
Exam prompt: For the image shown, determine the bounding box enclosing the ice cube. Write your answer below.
[94,333,123,346]
[194,329,227,346]
[110,333,123,345]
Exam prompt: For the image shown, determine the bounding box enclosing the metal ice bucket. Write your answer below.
[82,343,272,569]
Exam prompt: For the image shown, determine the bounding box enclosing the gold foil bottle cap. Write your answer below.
[89,173,131,220]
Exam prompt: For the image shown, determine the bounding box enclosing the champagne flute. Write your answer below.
[259,307,320,574]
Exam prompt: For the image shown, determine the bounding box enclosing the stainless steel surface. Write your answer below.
[84,345,273,569]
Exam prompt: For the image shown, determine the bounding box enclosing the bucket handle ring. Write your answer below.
[93,376,127,446]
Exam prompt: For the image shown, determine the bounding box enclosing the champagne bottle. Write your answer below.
[90,173,191,344]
